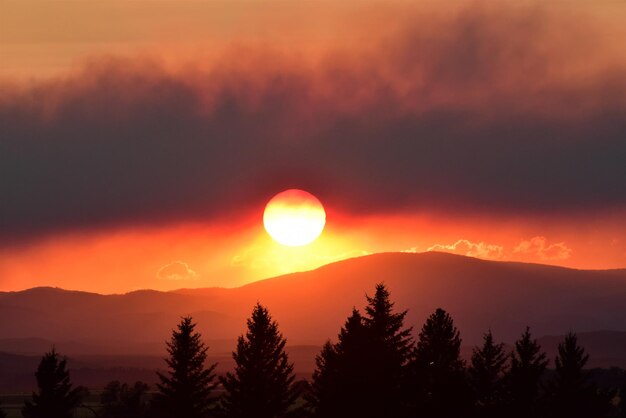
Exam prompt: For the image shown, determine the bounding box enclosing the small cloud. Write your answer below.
[401,247,419,253]
[427,239,504,260]
[157,261,199,281]
[513,236,572,260]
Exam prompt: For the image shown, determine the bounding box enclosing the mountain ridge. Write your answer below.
[1,252,625,360]
[4,252,625,297]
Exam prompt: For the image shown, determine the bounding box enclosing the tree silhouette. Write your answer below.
[412,308,470,418]
[101,380,150,418]
[308,309,372,418]
[22,348,85,418]
[309,341,340,416]
[546,332,611,418]
[309,285,412,418]
[468,330,508,418]
[364,283,414,417]
[153,316,217,418]
[506,327,548,418]
[0,401,6,418]
[619,380,626,418]
[219,303,299,418]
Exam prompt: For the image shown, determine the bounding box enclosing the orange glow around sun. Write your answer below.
[0,208,625,293]
[263,189,326,247]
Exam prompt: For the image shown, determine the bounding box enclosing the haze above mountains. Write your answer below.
[2,252,625,372]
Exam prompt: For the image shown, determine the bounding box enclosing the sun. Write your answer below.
[263,189,326,246]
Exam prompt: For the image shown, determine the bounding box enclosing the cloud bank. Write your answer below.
[427,236,572,263]
[428,240,504,260]
[1,5,625,244]
[513,236,572,261]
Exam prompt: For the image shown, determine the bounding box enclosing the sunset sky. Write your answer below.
[1,0,625,294]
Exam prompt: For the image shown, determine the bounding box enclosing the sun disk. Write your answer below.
[263,189,326,246]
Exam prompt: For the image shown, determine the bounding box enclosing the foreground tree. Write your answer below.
[309,341,340,416]
[308,309,372,418]
[364,283,414,417]
[506,327,548,418]
[468,330,508,418]
[546,332,611,418]
[101,380,150,418]
[219,303,299,418]
[153,316,217,418]
[309,284,412,418]
[22,348,85,418]
[412,308,470,418]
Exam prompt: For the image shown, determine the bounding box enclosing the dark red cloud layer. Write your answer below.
[1,7,625,244]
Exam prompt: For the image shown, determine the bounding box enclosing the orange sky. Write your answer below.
[1,0,625,293]
[2,1,625,81]
[1,205,625,294]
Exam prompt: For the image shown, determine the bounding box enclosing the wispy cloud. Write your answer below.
[157,261,199,281]
[427,240,504,260]
[426,236,574,263]
[513,236,572,261]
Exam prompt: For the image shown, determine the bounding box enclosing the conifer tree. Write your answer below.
[309,341,340,416]
[22,348,85,418]
[412,308,470,418]
[364,283,414,418]
[468,330,508,418]
[219,303,299,418]
[506,327,548,418]
[153,316,217,418]
[308,309,372,418]
[547,332,611,418]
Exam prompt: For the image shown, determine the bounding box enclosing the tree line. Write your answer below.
[6,283,626,418]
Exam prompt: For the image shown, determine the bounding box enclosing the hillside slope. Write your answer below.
[1,252,625,356]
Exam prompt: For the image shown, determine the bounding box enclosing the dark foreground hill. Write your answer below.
[1,252,625,366]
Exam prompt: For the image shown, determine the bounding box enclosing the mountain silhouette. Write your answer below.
[1,252,625,363]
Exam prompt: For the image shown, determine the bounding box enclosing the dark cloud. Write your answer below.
[1,7,625,244]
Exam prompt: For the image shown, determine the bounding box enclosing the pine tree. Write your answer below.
[468,330,508,418]
[153,316,217,418]
[506,327,548,418]
[412,308,470,418]
[219,303,299,418]
[22,348,84,418]
[308,309,372,418]
[309,285,412,418]
[363,283,414,418]
[309,341,340,417]
[547,332,611,418]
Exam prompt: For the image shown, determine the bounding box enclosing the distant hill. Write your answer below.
[1,252,625,367]
[538,330,626,369]
[3,332,625,391]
